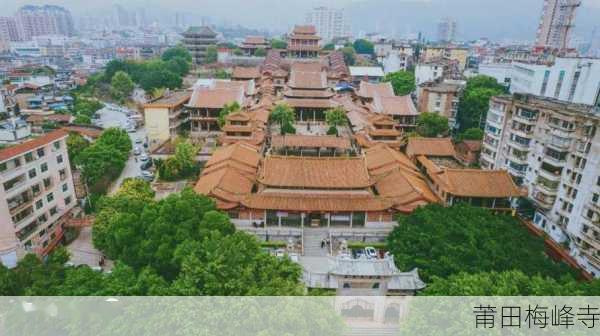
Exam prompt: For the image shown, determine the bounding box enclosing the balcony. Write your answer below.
[508,139,530,151]
[512,114,537,125]
[12,206,35,228]
[582,251,600,269]
[3,173,27,193]
[582,230,600,250]
[16,219,40,241]
[7,190,34,215]
[535,177,559,196]
[533,191,556,210]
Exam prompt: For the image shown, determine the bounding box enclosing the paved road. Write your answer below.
[66,226,113,271]
[95,103,148,194]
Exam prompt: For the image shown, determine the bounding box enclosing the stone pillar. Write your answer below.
[327,213,331,228]
[350,212,353,228]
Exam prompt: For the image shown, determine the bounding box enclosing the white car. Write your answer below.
[139,154,149,162]
[135,138,143,144]
[364,247,378,259]
[140,170,154,182]
[133,147,142,156]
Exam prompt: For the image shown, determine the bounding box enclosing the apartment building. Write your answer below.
[15,5,75,40]
[481,93,600,276]
[0,130,76,268]
[510,57,600,107]
[417,80,464,129]
[305,7,350,43]
[535,0,581,50]
[143,90,191,148]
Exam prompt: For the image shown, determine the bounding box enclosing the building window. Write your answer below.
[554,70,565,98]
[568,71,581,102]
[343,283,351,289]
[38,214,47,223]
[49,206,58,216]
[40,163,48,173]
[540,70,550,96]
[593,193,599,204]
[62,183,68,192]
[56,155,63,164]
[65,196,72,205]
[0,162,7,172]
[372,282,380,289]
[25,152,34,163]
[35,199,43,210]
[32,184,40,195]
[37,148,45,157]
[53,141,61,150]
[47,192,54,203]
[28,168,37,179]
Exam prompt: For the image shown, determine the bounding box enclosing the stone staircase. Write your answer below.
[302,228,329,256]
[343,326,399,336]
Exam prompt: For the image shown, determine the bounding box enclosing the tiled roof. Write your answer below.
[187,82,247,109]
[62,126,102,139]
[292,25,317,35]
[258,155,372,189]
[232,66,261,79]
[26,114,73,123]
[144,91,191,108]
[288,64,327,89]
[284,89,334,98]
[459,140,482,151]
[205,142,260,169]
[436,167,521,198]
[379,95,418,116]
[406,137,456,158]
[243,36,266,45]
[284,98,335,109]
[226,111,250,122]
[271,135,352,149]
[0,129,68,162]
[357,82,394,99]
[242,192,390,212]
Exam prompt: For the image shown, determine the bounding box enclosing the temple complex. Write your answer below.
[287,25,321,58]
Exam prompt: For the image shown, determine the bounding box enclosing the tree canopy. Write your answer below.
[205,45,218,64]
[110,71,134,102]
[383,70,416,95]
[458,127,484,141]
[416,112,449,137]
[218,101,241,127]
[387,204,576,282]
[270,38,287,49]
[156,139,199,181]
[66,132,90,164]
[352,39,375,55]
[456,75,506,131]
[270,103,296,135]
[323,43,335,51]
[75,128,131,193]
[325,107,347,136]
[102,58,185,94]
[340,47,356,66]
[161,45,192,63]
[254,48,267,57]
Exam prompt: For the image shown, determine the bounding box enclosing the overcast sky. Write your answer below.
[5,0,600,41]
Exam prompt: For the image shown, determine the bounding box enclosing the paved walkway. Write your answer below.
[66,227,113,271]
[303,228,330,257]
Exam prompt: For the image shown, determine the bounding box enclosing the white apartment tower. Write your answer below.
[535,0,581,50]
[481,93,600,277]
[437,17,457,43]
[305,6,350,43]
[0,130,77,268]
[15,5,75,40]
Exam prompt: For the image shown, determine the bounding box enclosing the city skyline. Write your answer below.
[2,0,600,41]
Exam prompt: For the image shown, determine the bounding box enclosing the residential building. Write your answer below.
[349,66,385,85]
[478,63,513,87]
[480,93,600,276]
[0,130,76,268]
[305,6,350,43]
[15,5,75,40]
[0,118,31,144]
[374,40,414,74]
[437,17,457,43]
[421,46,468,70]
[182,26,218,65]
[417,80,464,129]
[535,0,581,50]
[0,16,20,42]
[510,57,600,106]
[287,25,321,58]
[415,61,447,86]
[143,90,191,148]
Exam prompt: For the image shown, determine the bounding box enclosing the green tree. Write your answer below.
[280,121,296,135]
[73,114,91,125]
[217,101,241,127]
[422,270,587,296]
[352,39,375,55]
[76,128,131,193]
[233,48,243,56]
[383,70,415,95]
[214,69,230,79]
[161,45,192,63]
[205,45,218,63]
[323,43,335,51]
[458,127,484,141]
[340,47,356,66]
[270,103,296,134]
[110,71,134,102]
[457,75,506,131]
[270,38,287,49]
[416,112,449,137]
[66,133,90,166]
[138,68,182,92]
[387,204,576,282]
[325,107,347,136]
[165,57,191,76]
[254,47,267,57]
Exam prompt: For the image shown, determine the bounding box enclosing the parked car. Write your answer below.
[140,160,152,170]
[133,147,142,156]
[135,138,143,144]
[140,170,154,182]
[139,154,149,162]
[365,247,378,259]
